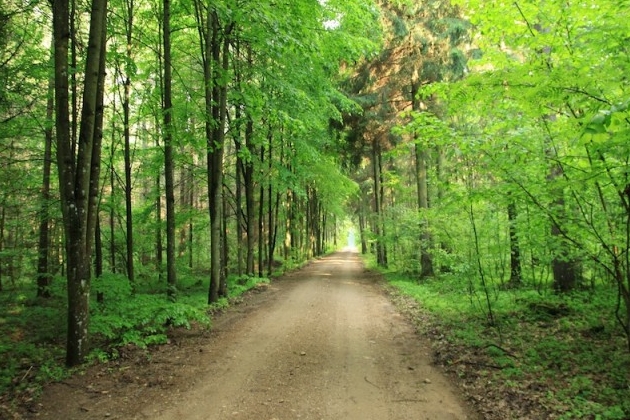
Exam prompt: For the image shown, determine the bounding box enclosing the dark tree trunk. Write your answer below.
[258,144,265,277]
[507,200,522,286]
[163,0,177,301]
[371,140,387,267]
[411,82,433,278]
[122,0,135,283]
[267,131,273,275]
[95,216,104,303]
[37,72,54,298]
[235,147,244,276]
[358,202,368,254]
[206,11,232,303]
[234,105,244,276]
[52,0,108,366]
[244,116,255,276]
[188,165,194,270]
[547,139,578,293]
[220,183,228,296]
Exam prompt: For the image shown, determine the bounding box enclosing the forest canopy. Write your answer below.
[1,0,629,418]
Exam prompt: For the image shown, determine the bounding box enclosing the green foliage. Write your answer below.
[0,292,67,397]
[91,274,210,349]
[226,275,270,299]
[384,269,630,419]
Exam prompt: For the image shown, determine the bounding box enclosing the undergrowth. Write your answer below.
[382,269,630,419]
[0,270,271,407]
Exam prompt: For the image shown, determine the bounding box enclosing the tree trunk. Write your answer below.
[188,164,194,269]
[507,200,522,286]
[95,216,104,303]
[53,0,108,366]
[37,71,54,298]
[244,115,255,276]
[234,110,244,276]
[236,147,244,276]
[258,144,265,277]
[358,201,368,254]
[123,0,135,283]
[371,140,387,267]
[163,0,177,301]
[206,11,232,303]
[221,183,229,296]
[547,139,578,293]
[412,82,433,278]
[415,142,433,278]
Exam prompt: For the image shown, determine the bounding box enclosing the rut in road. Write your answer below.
[144,250,477,420]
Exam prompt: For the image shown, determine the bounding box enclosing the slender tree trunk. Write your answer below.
[371,140,386,266]
[358,202,367,254]
[244,115,255,276]
[415,142,433,278]
[258,144,265,277]
[267,127,274,274]
[154,11,164,276]
[90,15,106,280]
[123,0,135,283]
[37,71,54,298]
[178,154,188,257]
[284,189,293,260]
[95,217,104,303]
[235,135,244,276]
[108,102,117,273]
[546,131,578,293]
[221,183,228,296]
[163,0,177,301]
[95,217,103,278]
[411,82,433,278]
[188,164,194,269]
[507,200,522,286]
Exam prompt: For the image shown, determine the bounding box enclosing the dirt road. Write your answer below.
[32,251,478,420]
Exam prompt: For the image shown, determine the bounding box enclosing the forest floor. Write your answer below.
[17,250,481,420]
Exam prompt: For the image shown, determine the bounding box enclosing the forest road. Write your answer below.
[32,250,479,420]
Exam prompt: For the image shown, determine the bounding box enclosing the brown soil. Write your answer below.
[25,250,480,420]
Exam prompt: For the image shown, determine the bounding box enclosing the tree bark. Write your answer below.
[244,109,255,276]
[108,102,117,274]
[37,70,54,298]
[258,144,265,277]
[411,82,433,278]
[53,0,108,366]
[546,137,578,293]
[205,11,233,303]
[372,139,387,267]
[123,0,135,283]
[163,0,177,301]
[507,200,522,286]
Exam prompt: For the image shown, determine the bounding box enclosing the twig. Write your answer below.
[20,366,33,382]
[484,343,518,359]
[364,376,380,389]
[452,360,504,370]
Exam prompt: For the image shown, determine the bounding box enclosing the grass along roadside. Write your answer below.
[0,271,271,418]
[377,269,630,419]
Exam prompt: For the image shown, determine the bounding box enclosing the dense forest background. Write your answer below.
[1,0,629,418]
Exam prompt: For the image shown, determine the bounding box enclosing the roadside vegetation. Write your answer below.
[0,271,272,413]
[367,255,630,419]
